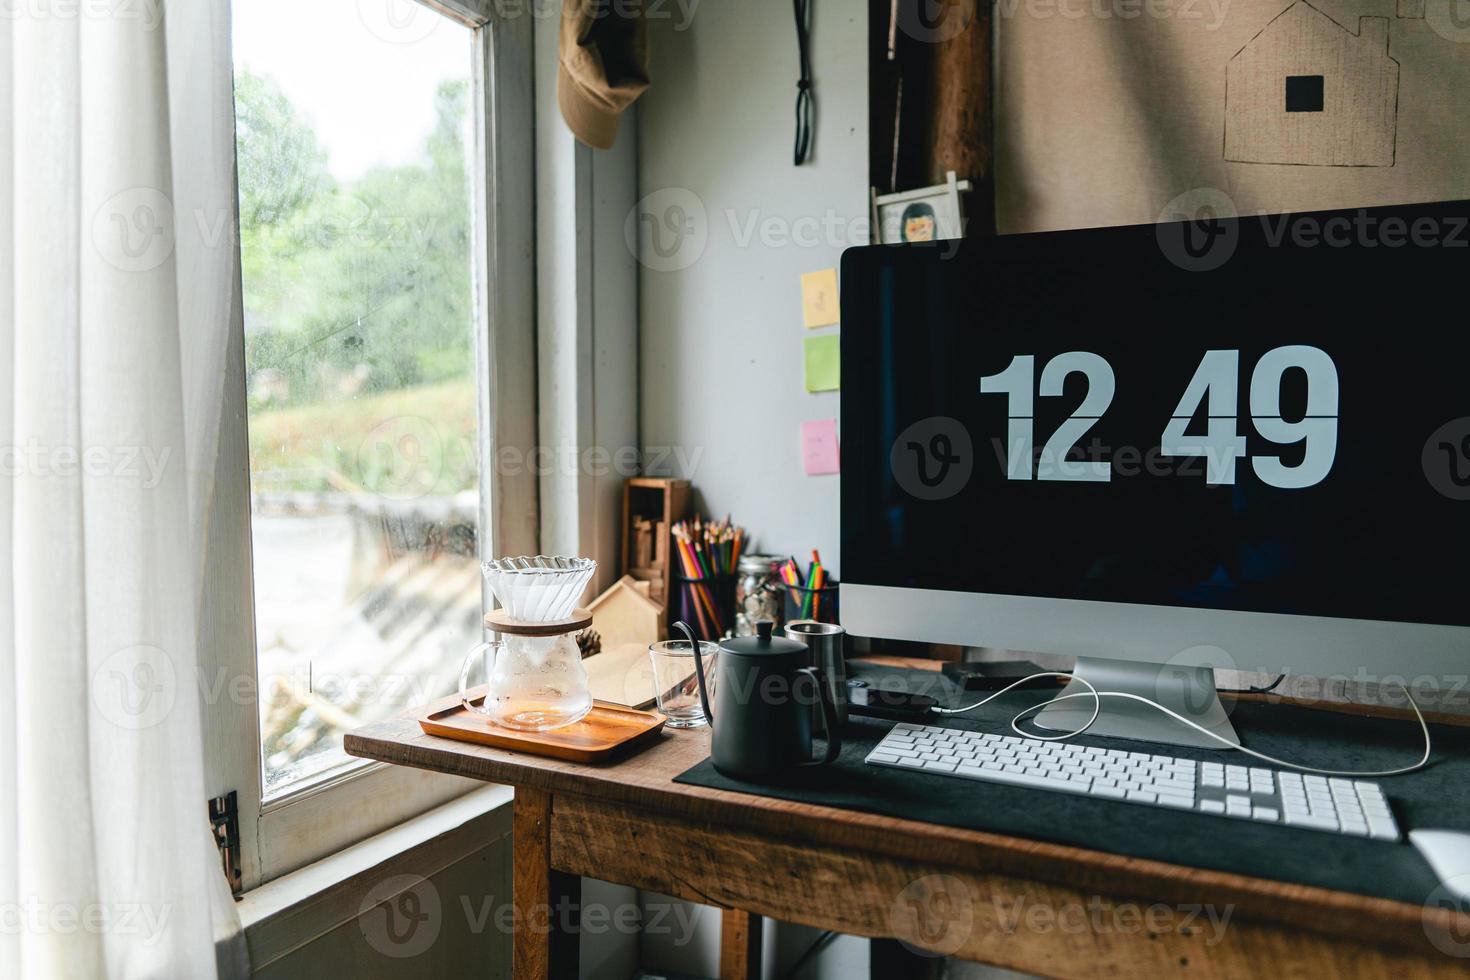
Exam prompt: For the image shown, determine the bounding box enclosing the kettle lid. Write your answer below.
[721,620,806,657]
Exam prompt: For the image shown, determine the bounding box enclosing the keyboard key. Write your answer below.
[1368,821,1399,841]
[1252,807,1279,822]
[1285,812,1339,831]
[1200,799,1225,814]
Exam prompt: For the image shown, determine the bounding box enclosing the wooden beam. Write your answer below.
[550,796,1463,977]
[871,0,995,232]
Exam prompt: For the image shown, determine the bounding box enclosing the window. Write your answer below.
[206,0,536,888]
[234,0,480,794]
[1285,75,1325,113]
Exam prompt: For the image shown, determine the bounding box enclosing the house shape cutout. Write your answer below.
[1224,2,1399,167]
[586,574,666,651]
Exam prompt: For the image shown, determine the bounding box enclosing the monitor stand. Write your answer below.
[1031,658,1241,750]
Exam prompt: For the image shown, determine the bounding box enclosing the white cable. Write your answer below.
[933,671,1101,741]
[934,672,1432,778]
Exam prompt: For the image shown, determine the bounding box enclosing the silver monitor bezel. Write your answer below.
[841,582,1470,682]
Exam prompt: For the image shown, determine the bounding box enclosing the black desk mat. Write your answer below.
[674,661,1466,905]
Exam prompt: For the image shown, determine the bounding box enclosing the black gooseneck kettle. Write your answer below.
[674,620,841,780]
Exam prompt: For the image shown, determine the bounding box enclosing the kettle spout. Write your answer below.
[672,621,712,727]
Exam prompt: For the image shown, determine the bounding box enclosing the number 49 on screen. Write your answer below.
[980,346,1339,489]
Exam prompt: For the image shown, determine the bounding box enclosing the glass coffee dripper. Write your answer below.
[458,556,596,731]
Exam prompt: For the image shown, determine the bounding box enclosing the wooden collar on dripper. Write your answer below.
[483,608,593,637]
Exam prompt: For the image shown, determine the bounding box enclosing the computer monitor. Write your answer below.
[840,199,1470,749]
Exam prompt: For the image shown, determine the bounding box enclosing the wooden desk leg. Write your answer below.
[514,787,580,980]
[719,909,762,980]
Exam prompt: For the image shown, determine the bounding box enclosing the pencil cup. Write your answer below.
[783,581,839,626]
[674,571,735,641]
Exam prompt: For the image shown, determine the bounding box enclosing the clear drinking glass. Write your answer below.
[648,640,718,729]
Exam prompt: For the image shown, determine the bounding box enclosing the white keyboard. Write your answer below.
[865,723,1401,840]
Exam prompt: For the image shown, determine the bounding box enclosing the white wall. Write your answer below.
[632,2,870,976]
[636,0,869,578]
[535,6,641,595]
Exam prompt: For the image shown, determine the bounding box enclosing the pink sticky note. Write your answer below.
[801,419,840,476]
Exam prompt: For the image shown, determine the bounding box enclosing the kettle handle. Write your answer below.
[799,666,842,765]
[672,621,712,727]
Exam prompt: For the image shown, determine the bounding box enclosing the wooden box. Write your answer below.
[621,477,691,608]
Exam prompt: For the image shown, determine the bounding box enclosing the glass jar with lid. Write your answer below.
[733,554,783,637]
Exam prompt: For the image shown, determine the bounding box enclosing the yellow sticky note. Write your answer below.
[804,333,840,392]
[800,267,840,329]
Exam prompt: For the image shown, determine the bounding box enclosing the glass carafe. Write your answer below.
[459,556,596,731]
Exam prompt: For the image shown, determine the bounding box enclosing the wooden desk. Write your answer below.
[346,666,1470,979]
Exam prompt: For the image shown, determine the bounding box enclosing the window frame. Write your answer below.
[201,0,538,890]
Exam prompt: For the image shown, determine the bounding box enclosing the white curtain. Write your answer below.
[1,1,246,977]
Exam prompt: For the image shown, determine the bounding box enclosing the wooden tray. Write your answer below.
[420,690,666,763]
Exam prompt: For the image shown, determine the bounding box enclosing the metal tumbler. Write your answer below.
[785,620,847,735]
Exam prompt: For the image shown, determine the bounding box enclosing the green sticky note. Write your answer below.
[804,333,840,392]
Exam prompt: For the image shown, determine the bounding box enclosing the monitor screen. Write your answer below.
[841,206,1470,629]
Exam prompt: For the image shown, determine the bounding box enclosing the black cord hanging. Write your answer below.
[792,0,814,165]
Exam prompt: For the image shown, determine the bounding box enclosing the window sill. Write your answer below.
[237,784,514,972]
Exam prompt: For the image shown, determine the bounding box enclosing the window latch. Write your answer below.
[209,791,243,898]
